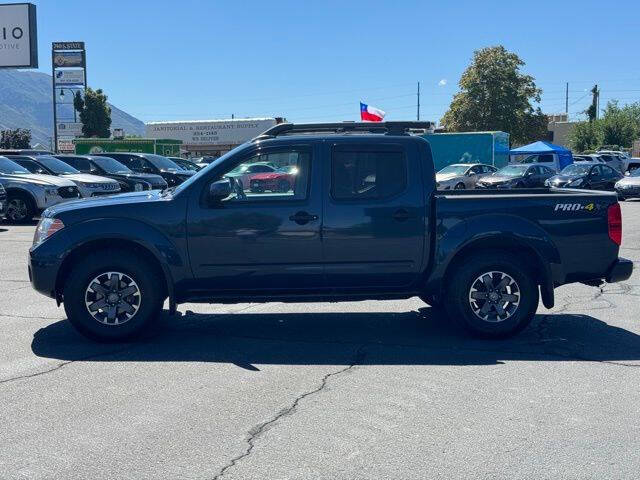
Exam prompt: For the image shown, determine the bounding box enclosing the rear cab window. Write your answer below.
[331,148,407,200]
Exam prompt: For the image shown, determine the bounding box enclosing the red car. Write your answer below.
[249,166,297,193]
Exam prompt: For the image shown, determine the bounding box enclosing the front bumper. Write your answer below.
[28,231,69,299]
[616,186,640,198]
[606,258,634,283]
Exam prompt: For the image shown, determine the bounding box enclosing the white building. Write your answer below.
[145,118,281,158]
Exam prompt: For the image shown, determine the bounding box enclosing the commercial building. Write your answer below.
[546,114,579,148]
[145,118,283,158]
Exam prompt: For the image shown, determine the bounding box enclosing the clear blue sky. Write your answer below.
[29,0,640,124]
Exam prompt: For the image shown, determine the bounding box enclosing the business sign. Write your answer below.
[57,136,75,152]
[53,51,84,67]
[145,118,278,146]
[57,122,83,136]
[52,41,84,50]
[0,3,38,68]
[54,69,84,85]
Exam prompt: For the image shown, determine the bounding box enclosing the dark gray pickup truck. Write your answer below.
[28,122,632,341]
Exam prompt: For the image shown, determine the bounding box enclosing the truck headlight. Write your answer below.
[33,218,64,247]
[134,183,143,192]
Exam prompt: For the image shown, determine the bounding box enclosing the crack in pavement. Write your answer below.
[211,344,367,480]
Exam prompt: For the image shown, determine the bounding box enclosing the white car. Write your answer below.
[436,163,498,190]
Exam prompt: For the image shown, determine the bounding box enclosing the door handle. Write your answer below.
[392,209,411,221]
[289,211,319,225]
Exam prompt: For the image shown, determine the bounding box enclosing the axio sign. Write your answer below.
[145,118,278,146]
[0,3,38,68]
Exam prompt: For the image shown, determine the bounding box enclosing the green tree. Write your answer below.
[0,128,32,148]
[568,101,640,152]
[441,46,548,145]
[585,85,598,122]
[73,88,112,138]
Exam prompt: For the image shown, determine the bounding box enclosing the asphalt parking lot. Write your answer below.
[1,202,639,479]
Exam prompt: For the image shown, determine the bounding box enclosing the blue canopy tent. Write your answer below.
[509,141,573,170]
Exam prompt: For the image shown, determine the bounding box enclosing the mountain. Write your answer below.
[0,70,145,147]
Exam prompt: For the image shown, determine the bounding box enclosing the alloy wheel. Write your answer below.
[6,198,28,221]
[84,272,141,325]
[468,271,521,323]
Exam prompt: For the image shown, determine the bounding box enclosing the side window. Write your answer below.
[124,156,145,170]
[331,149,406,200]
[485,165,497,173]
[538,154,554,164]
[469,165,482,175]
[591,165,603,177]
[218,149,311,202]
[602,166,616,177]
[67,157,89,172]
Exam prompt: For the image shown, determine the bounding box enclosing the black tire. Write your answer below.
[5,192,35,223]
[454,182,465,190]
[444,251,539,339]
[63,249,164,342]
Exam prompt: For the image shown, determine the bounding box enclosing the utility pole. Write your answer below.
[417,81,420,121]
[596,85,600,119]
[565,82,569,115]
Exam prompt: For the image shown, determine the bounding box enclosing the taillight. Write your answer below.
[607,203,622,246]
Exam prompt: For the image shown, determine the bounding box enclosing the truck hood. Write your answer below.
[44,190,166,217]
[60,173,120,185]
[0,173,76,187]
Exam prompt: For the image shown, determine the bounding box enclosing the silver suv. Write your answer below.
[0,156,80,222]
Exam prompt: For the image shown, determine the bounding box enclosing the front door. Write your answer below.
[322,141,426,289]
[186,145,323,293]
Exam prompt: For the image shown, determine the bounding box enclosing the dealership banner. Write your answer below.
[54,69,84,85]
[145,118,278,146]
[0,3,38,68]
[57,136,75,152]
[53,51,84,68]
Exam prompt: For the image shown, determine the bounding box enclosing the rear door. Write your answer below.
[322,140,426,288]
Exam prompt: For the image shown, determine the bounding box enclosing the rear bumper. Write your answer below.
[606,258,633,283]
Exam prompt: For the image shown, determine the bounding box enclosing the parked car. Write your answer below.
[615,168,640,200]
[436,163,497,190]
[0,182,6,217]
[476,164,555,189]
[28,121,631,342]
[6,155,121,198]
[573,154,604,163]
[224,161,277,192]
[0,156,79,222]
[167,157,202,172]
[249,165,298,193]
[594,151,624,173]
[55,154,168,192]
[516,153,565,172]
[0,149,52,156]
[93,153,195,187]
[545,163,623,190]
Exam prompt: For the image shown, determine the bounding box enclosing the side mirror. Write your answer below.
[208,179,232,204]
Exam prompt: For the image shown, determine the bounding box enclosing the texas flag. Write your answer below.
[360,102,386,122]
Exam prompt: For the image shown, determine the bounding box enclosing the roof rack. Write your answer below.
[255,121,434,140]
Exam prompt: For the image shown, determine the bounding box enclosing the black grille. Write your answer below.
[58,186,80,198]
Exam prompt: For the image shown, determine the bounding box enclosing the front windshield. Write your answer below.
[438,165,469,175]
[171,143,253,196]
[37,155,80,174]
[630,169,640,177]
[561,164,590,175]
[91,156,132,174]
[143,154,183,171]
[496,165,529,176]
[0,157,30,174]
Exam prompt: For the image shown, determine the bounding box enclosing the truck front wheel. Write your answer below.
[445,252,539,338]
[63,249,164,342]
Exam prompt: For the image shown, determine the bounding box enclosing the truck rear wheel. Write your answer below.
[444,252,538,338]
[63,249,164,342]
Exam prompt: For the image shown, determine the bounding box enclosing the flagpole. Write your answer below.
[417,81,420,121]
